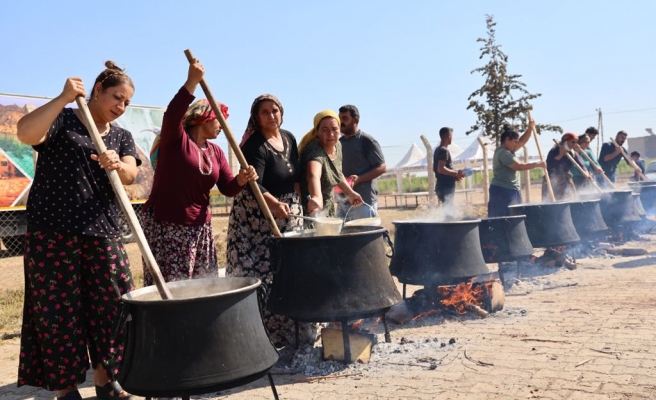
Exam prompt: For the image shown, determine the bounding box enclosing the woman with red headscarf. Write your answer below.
[141,59,257,285]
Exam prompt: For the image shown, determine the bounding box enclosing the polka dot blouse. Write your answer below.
[27,108,142,238]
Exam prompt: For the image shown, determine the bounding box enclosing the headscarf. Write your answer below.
[150,99,229,169]
[561,132,579,143]
[183,99,229,127]
[298,110,341,154]
[239,94,284,147]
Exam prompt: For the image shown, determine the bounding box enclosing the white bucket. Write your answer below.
[314,217,344,236]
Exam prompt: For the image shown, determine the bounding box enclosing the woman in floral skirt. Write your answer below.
[16,61,138,400]
[226,94,305,347]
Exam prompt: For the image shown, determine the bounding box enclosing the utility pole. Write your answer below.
[596,108,603,155]
[420,135,436,204]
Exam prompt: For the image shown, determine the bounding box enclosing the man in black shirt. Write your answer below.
[630,151,646,181]
[433,127,464,204]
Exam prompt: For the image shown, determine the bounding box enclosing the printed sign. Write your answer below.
[0,93,164,207]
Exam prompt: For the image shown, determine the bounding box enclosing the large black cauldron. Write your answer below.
[267,225,401,322]
[118,277,278,398]
[508,202,580,248]
[633,193,647,218]
[389,219,490,286]
[630,182,656,215]
[641,186,656,215]
[579,190,641,227]
[479,215,534,263]
[568,199,608,240]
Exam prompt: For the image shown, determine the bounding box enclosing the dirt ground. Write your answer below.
[2,206,656,399]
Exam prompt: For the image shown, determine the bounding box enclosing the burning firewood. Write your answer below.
[386,279,505,324]
[535,246,577,270]
[465,303,488,318]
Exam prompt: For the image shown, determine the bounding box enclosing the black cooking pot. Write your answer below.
[568,199,608,240]
[479,215,534,263]
[629,181,656,191]
[633,193,647,217]
[508,202,580,248]
[579,190,641,227]
[639,185,656,215]
[118,277,278,398]
[267,225,401,322]
[389,219,490,286]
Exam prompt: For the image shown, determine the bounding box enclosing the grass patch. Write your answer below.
[131,268,144,289]
[0,288,24,336]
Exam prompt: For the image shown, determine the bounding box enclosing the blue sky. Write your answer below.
[2,0,655,166]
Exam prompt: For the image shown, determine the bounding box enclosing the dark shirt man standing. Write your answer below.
[630,151,646,181]
[598,130,628,184]
[337,105,386,220]
[433,127,464,204]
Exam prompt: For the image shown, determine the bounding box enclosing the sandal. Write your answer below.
[95,381,132,400]
[57,390,82,400]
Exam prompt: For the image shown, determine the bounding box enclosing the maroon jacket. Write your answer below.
[145,87,243,226]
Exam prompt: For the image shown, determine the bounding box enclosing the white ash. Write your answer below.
[497,260,580,294]
[270,308,525,377]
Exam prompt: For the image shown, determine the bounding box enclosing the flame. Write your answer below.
[350,319,364,331]
[481,243,498,262]
[411,309,442,321]
[407,278,500,321]
[367,316,382,333]
[438,282,484,315]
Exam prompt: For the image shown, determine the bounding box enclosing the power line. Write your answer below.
[605,107,656,115]
[549,107,656,124]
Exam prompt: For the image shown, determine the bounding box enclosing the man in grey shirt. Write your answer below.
[337,105,387,220]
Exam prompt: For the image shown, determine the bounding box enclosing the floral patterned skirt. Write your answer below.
[226,190,306,347]
[141,207,217,287]
[18,230,134,391]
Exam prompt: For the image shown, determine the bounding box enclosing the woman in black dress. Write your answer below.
[16,61,138,400]
[226,94,306,347]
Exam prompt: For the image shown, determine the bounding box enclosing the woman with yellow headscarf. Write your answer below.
[299,110,363,216]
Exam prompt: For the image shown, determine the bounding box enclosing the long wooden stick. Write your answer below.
[522,146,531,202]
[610,138,649,181]
[477,137,490,205]
[528,111,555,202]
[578,148,617,189]
[420,135,436,205]
[75,97,173,300]
[552,139,603,193]
[184,49,282,237]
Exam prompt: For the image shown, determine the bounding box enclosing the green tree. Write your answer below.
[467,15,561,144]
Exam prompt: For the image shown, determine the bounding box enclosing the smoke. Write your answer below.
[415,197,466,222]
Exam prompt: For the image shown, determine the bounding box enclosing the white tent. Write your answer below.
[393,143,426,170]
[403,143,464,169]
[389,141,464,194]
[453,129,496,165]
